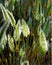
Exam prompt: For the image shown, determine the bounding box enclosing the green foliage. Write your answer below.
[5,0,9,7]
[8,35,14,52]
[39,29,48,55]
[5,0,16,11]
[0,4,10,21]
[14,19,30,41]
[7,9,16,27]
[19,48,25,57]
[0,22,9,52]
[22,19,30,37]
[0,22,8,40]
[0,34,7,52]
[0,4,16,52]
[0,4,16,27]
[2,35,7,46]
[42,20,50,36]
[0,0,51,64]
[14,19,21,41]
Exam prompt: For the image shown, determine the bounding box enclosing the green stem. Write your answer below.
[18,0,22,24]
